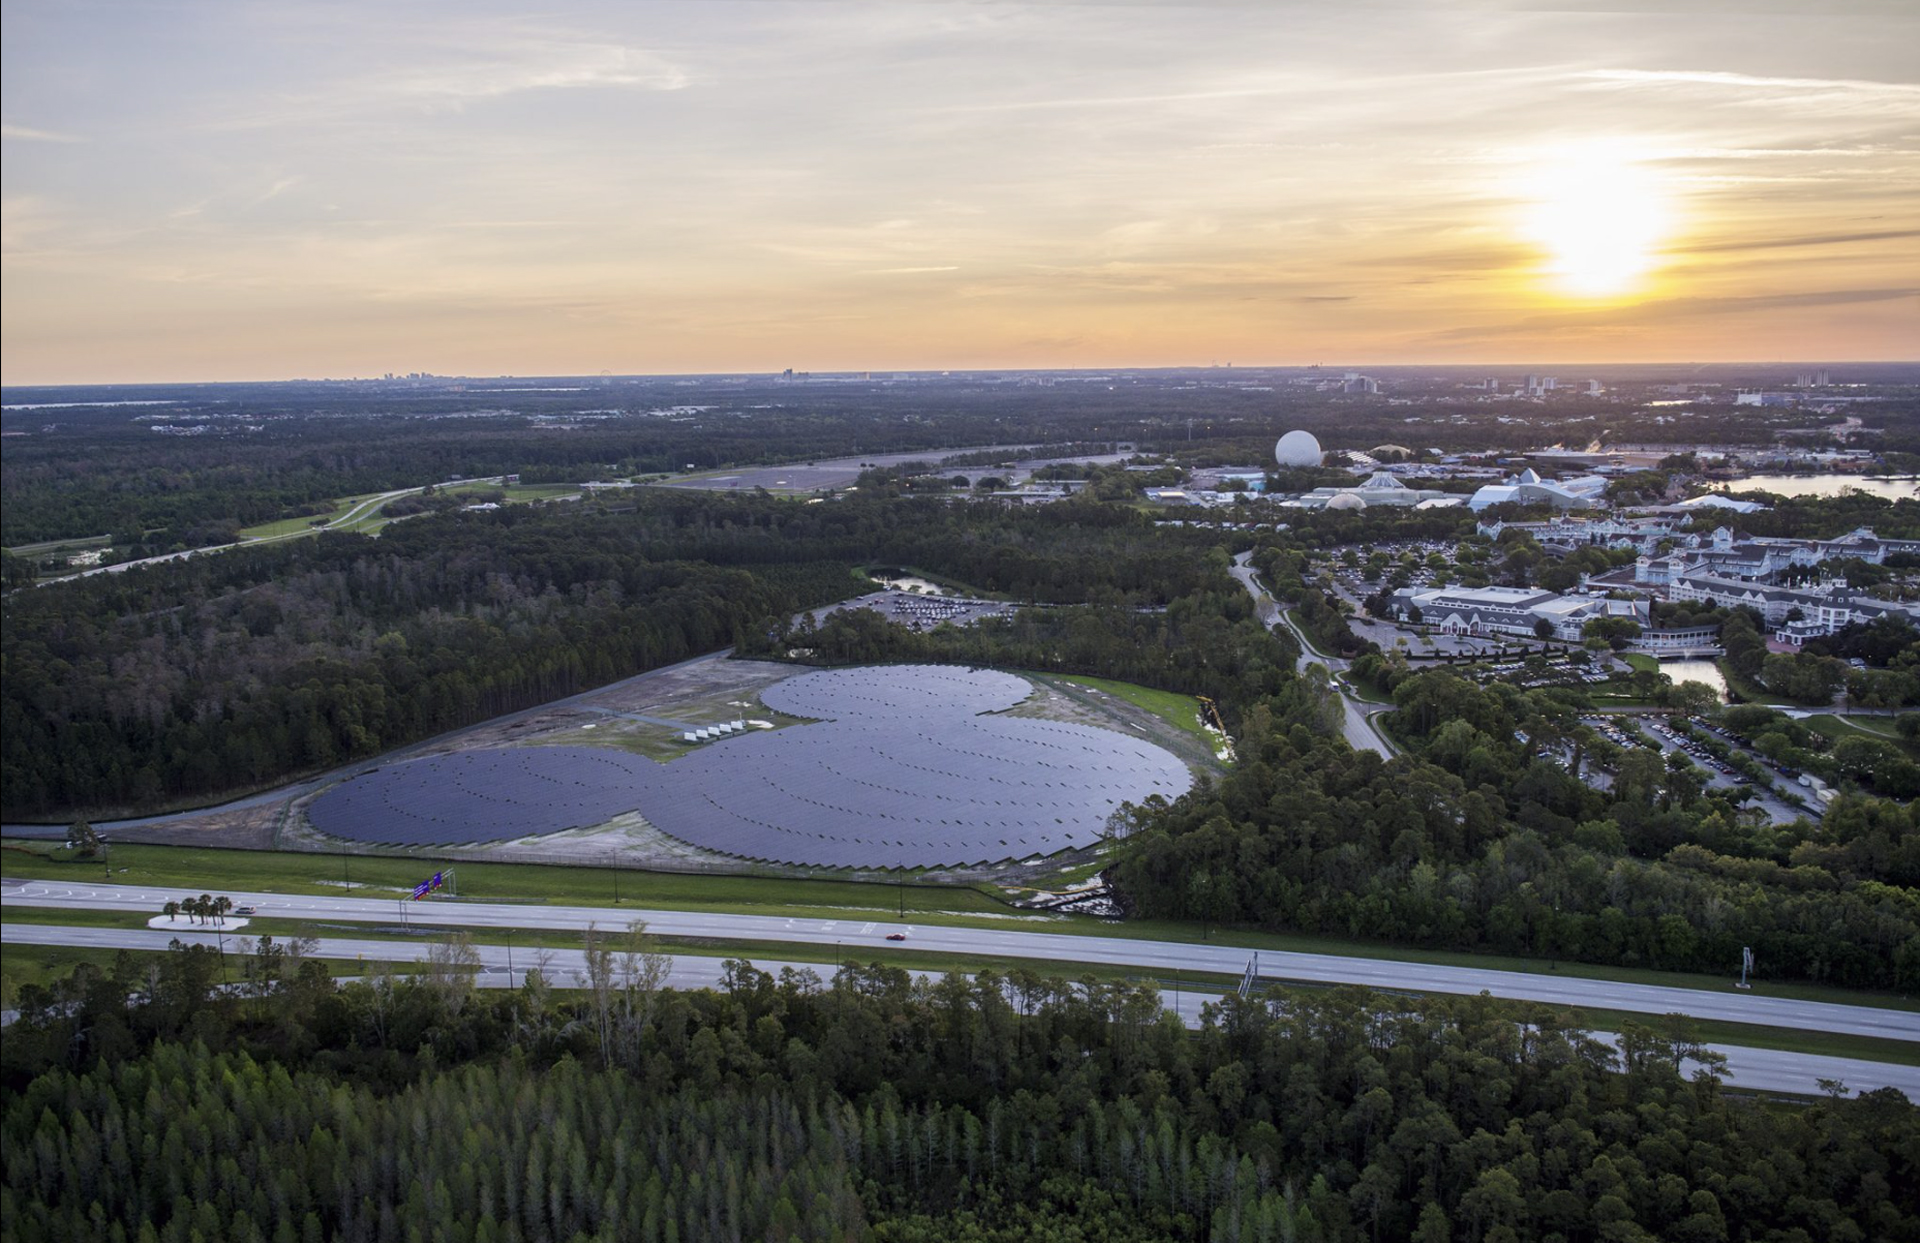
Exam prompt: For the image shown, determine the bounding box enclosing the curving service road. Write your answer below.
[1230,551,1396,758]
[50,485,431,585]
[7,879,1915,1044]
[6,920,1914,1099]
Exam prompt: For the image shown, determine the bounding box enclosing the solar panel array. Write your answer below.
[306,664,1194,865]
[306,747,661,845]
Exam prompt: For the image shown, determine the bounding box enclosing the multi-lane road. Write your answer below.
[8,919,1914,1098]
[8,879,1916,1044]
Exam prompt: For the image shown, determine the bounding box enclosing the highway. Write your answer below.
[8,878,1916,1043]
[8,921,1914,1098]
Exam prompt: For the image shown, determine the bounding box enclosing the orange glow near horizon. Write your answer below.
[2,4,1917,383]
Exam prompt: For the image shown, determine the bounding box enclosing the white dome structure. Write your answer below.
[1275,430,1324,468]
[1324,493,1366,511]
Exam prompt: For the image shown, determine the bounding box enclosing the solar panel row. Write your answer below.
[306,664,1194,864]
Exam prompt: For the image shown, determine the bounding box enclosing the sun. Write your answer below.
[1523,144,1670,297]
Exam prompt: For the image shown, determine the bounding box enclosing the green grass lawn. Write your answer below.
[237,493,386,540]
[1587,693,1665,708]
[1,842,1017,919]
[1051,675,1208,740]
[1621,653,1660,674]
[3,533,113,557]
[0,905,155,929]
[1341,677,1396,705]
[1805,713,1918,754]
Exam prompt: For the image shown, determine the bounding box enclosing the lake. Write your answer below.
[1727,474,1918,501]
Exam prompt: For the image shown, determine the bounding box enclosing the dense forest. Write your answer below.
[742,575,1299,722]
[1110,662,1920,990]
[3,945,1914,1242]
[1,491,1257,818]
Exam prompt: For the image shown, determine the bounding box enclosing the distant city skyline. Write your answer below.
[4,1,1917,385]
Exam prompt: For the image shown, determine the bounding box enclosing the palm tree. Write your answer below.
[162,900,179,923]
[214,896,233,926]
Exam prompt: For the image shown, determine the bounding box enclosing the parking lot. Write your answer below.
[1577,714,1811,825]
[807,589,1010,633]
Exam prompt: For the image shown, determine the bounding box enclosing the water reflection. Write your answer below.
[1659,658,1729,702]
[1723,474,1918,502]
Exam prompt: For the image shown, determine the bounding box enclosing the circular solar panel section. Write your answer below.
[761,664,1032,720]
[306,664,1194,864]
[306,747,669,845]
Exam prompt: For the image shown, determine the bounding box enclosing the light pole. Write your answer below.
[505,932,515,990]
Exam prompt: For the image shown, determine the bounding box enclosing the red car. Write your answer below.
[886,932,907,941]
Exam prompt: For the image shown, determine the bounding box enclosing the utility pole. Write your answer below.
[505,932,514,990]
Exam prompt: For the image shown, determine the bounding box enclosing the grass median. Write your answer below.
[8,840,1914,1016]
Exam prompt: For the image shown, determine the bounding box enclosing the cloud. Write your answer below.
[1675,228,1920,255]
[391,43,688,103]
[859,266,960,275]
[1419,286,1919,343]
[1582,69,1920,97]
[1,196,61,259]
[1577,69,1920,118]
[2,123,83,143]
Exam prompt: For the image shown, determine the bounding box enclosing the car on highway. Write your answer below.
[235,905,256,915]
[886,932,908,941]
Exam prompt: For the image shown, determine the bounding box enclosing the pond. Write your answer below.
[1660,658,1730,702]
[869,569,953,595]
[1724,474,1918,502]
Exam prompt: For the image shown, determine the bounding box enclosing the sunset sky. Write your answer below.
[3,1,1916,384]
